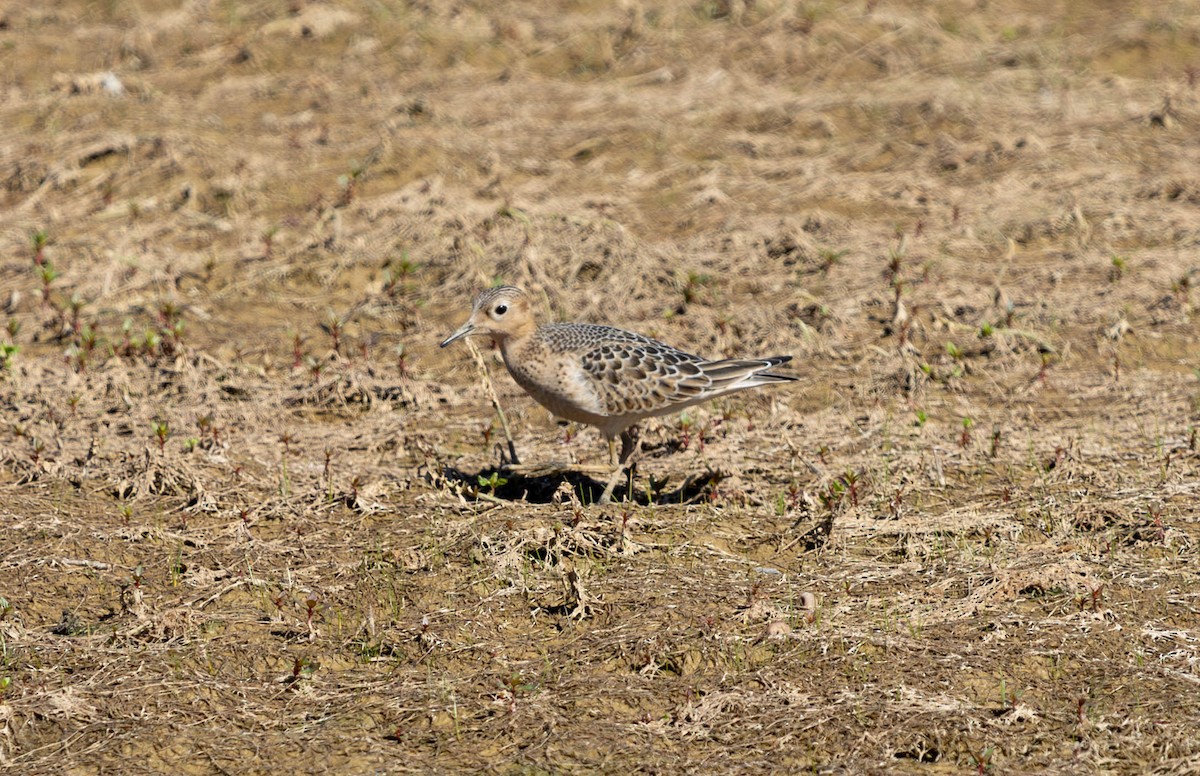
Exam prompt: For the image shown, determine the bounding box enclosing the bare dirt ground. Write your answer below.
[2,1,1200,772]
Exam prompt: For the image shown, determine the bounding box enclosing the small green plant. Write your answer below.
[959,417,974,447]
[305,596,319,624]
[142,329,162,357]
[383,253,420,298]
[164,320,185,352]
[261,225,279,258]
[818,247,848,274]
[79,324,98,359]
[156,301,185,353]
[336,160,366,207]
[1077,584,1105,612]
[67,293,86,334]
[290,656,317,682]
[945,341,963,360]
[495,204,530,222]
[395,344,408,377]
[322,310,343,354]
[1171,270,1194,301]
[647,473,670,502]
[196,414,214,441]
[885,245,905,285]
[152,421,170,452]
[116,318,133,355]
[477,471,508,495]
[1037,352,1055,382]
[840,469,861,507]
[502,674,538,712]
[37,264,60,307]
[970,743,995,774]
[28,437,45,465]
[0,343,16,372]
[680,271,713,305]
[65,344,86,373]
[819,479,846,513]
[914,409,928,427]
[677,411,696,449]
[888,485,906,519]
[979,321,994,338]
[1109,254,1127,282]
[288,330,304,368]
[30,229,48,265]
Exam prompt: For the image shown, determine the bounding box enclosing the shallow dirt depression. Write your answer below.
[1,1,1199,773]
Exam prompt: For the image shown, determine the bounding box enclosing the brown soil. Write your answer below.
[2,1,1200,773]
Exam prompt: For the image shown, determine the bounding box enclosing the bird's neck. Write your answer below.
[494,319,538,352]
[495,325,538,364]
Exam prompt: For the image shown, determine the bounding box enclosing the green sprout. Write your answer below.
[153,421,170,452]
[477,472,508,495]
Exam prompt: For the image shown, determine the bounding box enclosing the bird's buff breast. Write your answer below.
[500,344,607,425]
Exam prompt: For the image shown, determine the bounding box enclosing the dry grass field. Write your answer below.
[2,0,1200,772]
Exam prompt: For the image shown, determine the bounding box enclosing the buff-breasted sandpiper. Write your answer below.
[440,286,796,503]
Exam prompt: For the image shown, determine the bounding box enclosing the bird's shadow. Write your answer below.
[441,463,723,506]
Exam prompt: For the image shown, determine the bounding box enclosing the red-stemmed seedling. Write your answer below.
[153,421,170,453]
[676,412,695,450]
[321,310,343,354]
[37,264,60,309]
[28,437,45,465]
[261,225,279,259]
[888,485,906,520]
[840,469,861,507]
[818,247,847,275]
[395,344,409,377]
[382,254,419,299]
[959,417,974,448]
[969,744,994,775]
[336,161,365,207]
[67,293,85,335]
[1036,352,1055,384]
[30,229,48,266]
[289,330,304,369]
[1077,584,1104,612]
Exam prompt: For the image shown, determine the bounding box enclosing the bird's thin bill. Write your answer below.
[439,321,475,348]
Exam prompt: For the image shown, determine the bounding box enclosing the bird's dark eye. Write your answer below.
[495,304,508,315]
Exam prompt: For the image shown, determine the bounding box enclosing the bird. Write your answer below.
[440,285,796,503]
